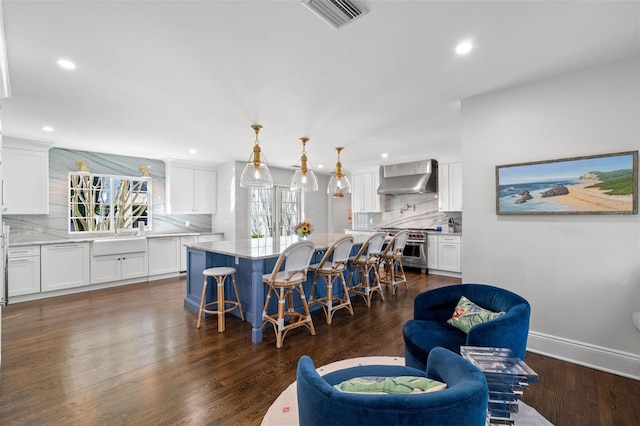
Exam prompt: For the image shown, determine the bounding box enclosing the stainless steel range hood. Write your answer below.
[377,159,438,195]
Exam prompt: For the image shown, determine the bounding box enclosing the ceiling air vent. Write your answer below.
[301,0,368,29]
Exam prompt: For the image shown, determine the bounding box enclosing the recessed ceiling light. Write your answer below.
[42,125,54,132]
[189,148,197,154]
[381,153,388,158]
[455,41,473,55]
[57,59,76,70]
[317,164,324,169]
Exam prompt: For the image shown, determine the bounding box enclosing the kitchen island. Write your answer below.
[184,233,366,343]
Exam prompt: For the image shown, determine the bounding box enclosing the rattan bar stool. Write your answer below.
[378,229,409,296]
[262,240,316,348]
[197,266,245,332]
[308,235,354,325]
[347,232,386,307]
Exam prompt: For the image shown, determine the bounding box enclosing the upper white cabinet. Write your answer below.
[167,162,217,214]
[438,162,462,212]
[351,170,381,212]
[3,139,51,214]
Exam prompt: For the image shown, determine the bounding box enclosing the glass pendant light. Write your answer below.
[290,137,319,192]
[327,147,351,198]
[240,124,273,188]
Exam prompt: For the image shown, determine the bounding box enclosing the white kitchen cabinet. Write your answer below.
[148,236,181,276]
[91,251,148,284]
[437,235,462,273]
[167,163,217,214]
[351,170,381,212]
[180,235,199,272]
[8,246,40,296]
[427,235,439,270]
[3,139,51,214]
[438,162,462,212]
[41,243,90,291]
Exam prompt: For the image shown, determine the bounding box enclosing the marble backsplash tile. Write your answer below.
[4,147,212,243]
[353,193,462,231]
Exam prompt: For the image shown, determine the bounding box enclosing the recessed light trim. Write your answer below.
[57,59,76,70]
[42,125,54,132]
[381,153,388,158]
[455,41,473,55]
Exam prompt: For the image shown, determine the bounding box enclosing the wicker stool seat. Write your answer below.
[197,266,245,332]
[347,232,386,307]
[378,230,409,296]
[308,235,355,324]
[262,240,316,348]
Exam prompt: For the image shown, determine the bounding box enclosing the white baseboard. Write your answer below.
[527,331,640,381]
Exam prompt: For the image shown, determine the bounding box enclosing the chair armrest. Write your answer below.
[466,303,531,359]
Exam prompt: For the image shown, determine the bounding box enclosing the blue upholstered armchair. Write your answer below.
[403,284,531,371]
[296,347,488,426]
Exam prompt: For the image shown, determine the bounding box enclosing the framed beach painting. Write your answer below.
[496,151,638,215]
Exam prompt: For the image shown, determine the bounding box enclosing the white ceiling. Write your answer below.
[1,0,638,174]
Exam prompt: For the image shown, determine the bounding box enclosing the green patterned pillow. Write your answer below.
[334,376,447,394]
[446,296,506,334]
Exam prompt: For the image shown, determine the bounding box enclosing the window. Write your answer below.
[69,172,151,233]
[250,187,300,238]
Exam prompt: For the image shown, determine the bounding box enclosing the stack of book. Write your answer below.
[460,346,539,425]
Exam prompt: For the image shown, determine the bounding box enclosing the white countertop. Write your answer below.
[187,233,370,260]
[9,231,224,247]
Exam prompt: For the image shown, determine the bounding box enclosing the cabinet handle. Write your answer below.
[10,250,29,254]
[9,259,29,263]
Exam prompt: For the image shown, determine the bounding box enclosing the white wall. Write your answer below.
[214,161,331,239]
[211,162,238,241]
[461,56,640,379]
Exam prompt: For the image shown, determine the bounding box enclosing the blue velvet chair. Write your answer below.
[296,347,488,426]
[403,284,531,371]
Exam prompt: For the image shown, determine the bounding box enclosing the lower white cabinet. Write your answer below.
[91,251,148,284]
[427,234,462,274]
[437,235,462,273]
[8,246,41,296]
[427,235,439,270]
[180,236,199,272]
[41,243,91,291]
[148,237,181,276]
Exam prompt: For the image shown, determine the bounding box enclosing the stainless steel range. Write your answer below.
[380,227,434,274]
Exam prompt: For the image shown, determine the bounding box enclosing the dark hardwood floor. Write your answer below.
[1,272,638,425]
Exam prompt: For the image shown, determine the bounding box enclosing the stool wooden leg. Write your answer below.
[197,276,208,329]
[326,275,334,325]
[297,283,316,336]
[231,274,245,321]
[340,272,354,316]
[215,275,225,332]
[276,287,286,349]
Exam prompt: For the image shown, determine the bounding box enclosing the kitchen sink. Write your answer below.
[92,236,147,256]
